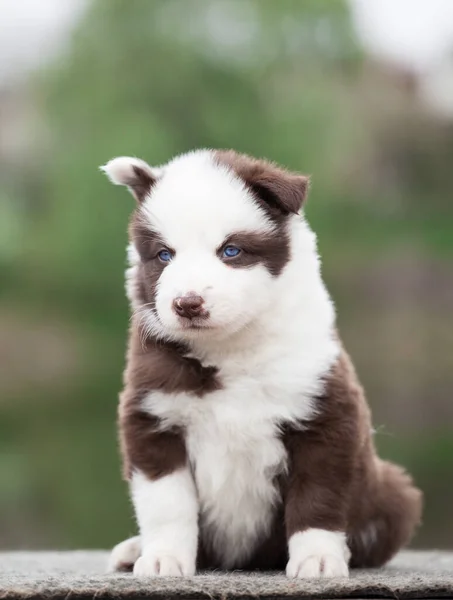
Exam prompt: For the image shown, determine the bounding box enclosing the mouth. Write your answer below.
[177,317,215,331]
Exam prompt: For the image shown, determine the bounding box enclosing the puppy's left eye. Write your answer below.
[222,245,241,258]
[158,249,174,263]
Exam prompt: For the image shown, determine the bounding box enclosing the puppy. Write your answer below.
[101,150,422,578]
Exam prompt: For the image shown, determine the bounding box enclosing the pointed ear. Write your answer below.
[248,171,310,216]
[100,157,160,203]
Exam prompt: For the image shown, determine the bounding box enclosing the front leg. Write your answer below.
[284,428,353,578]
[132,468,198,577]
[283,359,360,578]
[119,395,198,577]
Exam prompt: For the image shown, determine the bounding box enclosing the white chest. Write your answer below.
[186,397,287,567]
[143,363,321,567]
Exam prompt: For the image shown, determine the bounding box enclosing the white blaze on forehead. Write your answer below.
[139,150,275,247]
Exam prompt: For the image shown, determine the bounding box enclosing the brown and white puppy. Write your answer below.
[101,150,422,578]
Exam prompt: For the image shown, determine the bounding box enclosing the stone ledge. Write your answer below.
[0,550,452,599]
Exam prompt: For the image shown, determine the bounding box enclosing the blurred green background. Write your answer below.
[0,0,452,551]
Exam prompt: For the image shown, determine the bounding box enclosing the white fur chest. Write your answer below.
[186,387,289,568]
[142,337,337,568]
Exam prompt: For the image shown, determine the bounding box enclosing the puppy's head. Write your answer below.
[101,150,309,342]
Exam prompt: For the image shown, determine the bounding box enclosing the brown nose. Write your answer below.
[173,295,206,319]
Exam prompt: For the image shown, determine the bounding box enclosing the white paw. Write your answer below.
[133,553,195,577]
[107,536,142,572]
[286,554,349,578]
[286,529,350,579]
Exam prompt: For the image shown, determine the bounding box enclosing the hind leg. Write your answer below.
[107,536,142,572]
[348,460,422,568]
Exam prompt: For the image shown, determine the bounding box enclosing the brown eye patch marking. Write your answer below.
[129,213,175,305]
[218,230,290,277]
[130,219,174,263]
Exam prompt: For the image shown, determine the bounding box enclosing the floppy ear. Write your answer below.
[247,171,309,216]
[215,150,309,216]
[100,157,160,203]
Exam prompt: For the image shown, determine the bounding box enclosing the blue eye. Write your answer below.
[158,249,173,262]
[222,245,241,258]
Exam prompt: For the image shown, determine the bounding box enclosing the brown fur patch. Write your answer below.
[129,165,156,203]
[119,396,186,481]
[282,350,362,538]
[129,214,171,307]
[347,455,423,568]
[214,150,309,220]
[219,230,290,277]
[119,325,221,480]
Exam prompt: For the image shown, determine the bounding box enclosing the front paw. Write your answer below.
[108,536,141,572]
[133,553,195,577]
[286,529,350,579]
[286,554,348,578]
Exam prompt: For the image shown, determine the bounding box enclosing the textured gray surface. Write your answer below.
[0,550,452,599]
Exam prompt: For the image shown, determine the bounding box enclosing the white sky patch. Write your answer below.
[349,0,453,73]
[0,0,88,85]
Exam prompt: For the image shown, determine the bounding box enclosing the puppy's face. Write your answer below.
[102,150,308,342]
